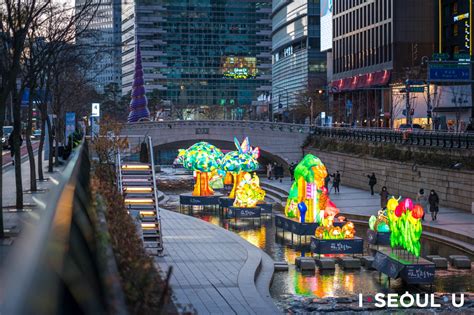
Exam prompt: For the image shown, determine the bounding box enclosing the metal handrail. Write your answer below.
[1,142,126,314]
[147,136,163,248]
[117,150,123,192]
[311,126,474,149]
[125,120,313,133]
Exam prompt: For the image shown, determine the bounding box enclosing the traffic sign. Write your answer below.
[432,53,450,60]
[399,87,424,93]
[428,63,471,82]
[409,86,425,93]
[91,103,100,117]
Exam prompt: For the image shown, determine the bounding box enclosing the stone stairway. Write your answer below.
[120,163,163,254]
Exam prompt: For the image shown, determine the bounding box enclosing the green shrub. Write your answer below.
[92,164,175,314]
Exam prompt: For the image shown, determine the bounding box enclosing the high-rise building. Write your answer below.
[437,0,472,56]
[76,0,122,94]
[434,0,473,130]
[328,0,434,128]
[122,0,272,120]
[271,0,327,122]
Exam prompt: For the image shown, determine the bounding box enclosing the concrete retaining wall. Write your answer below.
[305,148,474,212]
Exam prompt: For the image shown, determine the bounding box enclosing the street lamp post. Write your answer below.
[308,97,313,127]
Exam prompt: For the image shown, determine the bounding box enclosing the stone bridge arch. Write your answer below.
[121,120,310,165]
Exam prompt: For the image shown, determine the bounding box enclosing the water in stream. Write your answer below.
[159,171,473,313]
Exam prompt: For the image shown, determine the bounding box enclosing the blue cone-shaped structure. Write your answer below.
[128,40,150,122]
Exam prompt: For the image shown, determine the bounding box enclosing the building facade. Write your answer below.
[434,0,473,131]
[271,0,327,122]
[122,0,272,120]
[76,0,122,94]
[329,0,434,128]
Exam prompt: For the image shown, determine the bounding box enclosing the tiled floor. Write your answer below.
[156,209,279,314]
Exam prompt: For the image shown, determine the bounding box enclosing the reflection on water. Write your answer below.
[163,190,473,308]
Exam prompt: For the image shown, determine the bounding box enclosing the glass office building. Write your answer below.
[76,0,122,93]
[122,0,272,120]
[271,0,327,121]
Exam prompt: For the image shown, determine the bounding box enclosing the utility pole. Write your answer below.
[427,81,432,127]
[405,72,411,125]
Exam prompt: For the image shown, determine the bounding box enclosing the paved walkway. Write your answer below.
[1,153,65,269]
[155,208,279,314]
[262,178,474,251]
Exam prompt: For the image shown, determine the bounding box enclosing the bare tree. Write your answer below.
[0,0,52,233]
[31,0,100,174]
[0,0,100,228]
[101,82,128,120]
[292,88,326,124]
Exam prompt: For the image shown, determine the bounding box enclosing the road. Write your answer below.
[2,141,40,168]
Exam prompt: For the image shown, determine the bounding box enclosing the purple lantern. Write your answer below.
[127,40,150,123]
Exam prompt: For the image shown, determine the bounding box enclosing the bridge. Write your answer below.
[121,120,311,165]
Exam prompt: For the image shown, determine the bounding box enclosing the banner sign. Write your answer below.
[65,112,76,144]
[227,207,261,218]
[310,237,364,254]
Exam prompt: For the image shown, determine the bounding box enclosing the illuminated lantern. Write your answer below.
[298,202,307,223]
[224,172,233,185]
[330,226,342,239]
[221,137,260,199]
[233,173,265,208]
[377,222,390,232]
[369,215,377,230]
[403,198,414,211]
[321,186,328,194]
[411,204,424,219]
[386,196,400,212]
[177,142,223,196]
[394,203,405,217]
[315,227,324,239]
[342,222,355,239]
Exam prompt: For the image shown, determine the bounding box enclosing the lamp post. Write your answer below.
[308,97,313,127]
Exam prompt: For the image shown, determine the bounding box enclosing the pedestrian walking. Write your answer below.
[416,188,429,221]
[289,162,296,181]
[324,174,331,191]
[330,171,341,194]
[276,163,284,183]
[380,186,389,209]
[266,163,273,180]
[272,162,277,179]
[428,190,439,221]
[8,130,23,165]
[367,173,377,195]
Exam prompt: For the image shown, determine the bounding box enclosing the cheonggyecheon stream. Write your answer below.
[158,168,473,313]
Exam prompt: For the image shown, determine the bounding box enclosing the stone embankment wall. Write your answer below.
[305,148,474,212]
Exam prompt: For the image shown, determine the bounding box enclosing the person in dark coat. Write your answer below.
[330,171,341,194]
[324,175,331,191]
[276,163,284,183]
[380,186,389,209]
[8,130,23,165]
[289,162,296,181]
[367,173,377,195]
[428,190,440,221]
[416,188,429,221]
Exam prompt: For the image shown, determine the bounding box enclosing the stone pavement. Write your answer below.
[261,178,474,252]
[155,208,280,314]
